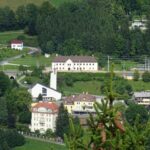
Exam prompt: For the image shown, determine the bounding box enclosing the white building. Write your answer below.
[129,19,147,31]
[30,101,58,133]
[133,91,150,106]
[52,56,98,72]
[28,69,62,101]
[28,83,62,101]
[11,40,23,50]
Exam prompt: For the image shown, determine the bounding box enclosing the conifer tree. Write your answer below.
[65,66,150,150]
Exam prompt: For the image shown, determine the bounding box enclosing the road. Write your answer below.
[0,47,40,66]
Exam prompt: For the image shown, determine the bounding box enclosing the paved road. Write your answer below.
[0,47,40,66]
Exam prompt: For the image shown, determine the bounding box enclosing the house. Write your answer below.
[52,56,98,72]
[133,91,150,106]
[30,101,58,133]
[11,40,23,50]
[28,69,62,101]
[129,19,147,31]
[64,93,96,114]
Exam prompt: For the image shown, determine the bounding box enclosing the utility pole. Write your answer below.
[107,55,110,72]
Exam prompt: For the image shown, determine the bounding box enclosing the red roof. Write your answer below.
[11,40,23,44]
[32,102,58,112]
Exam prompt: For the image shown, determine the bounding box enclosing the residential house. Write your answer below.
[11,40,23,50]
[133,91,150,106]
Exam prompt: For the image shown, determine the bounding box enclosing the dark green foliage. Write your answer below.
[133,70,140,81]
[55,103,69,139]
[125,103,149,126]
[18,110,31,124]
[0,97,8,125]
[0,72,11,96]
[37,93,43,101]
[142,71,150,82]
[0,129,25,149]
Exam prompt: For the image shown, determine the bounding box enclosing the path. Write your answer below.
[0,47,40,66]
[17,75,27,88]
[24,135,65,146]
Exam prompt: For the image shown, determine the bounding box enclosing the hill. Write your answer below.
[0,0,80,9]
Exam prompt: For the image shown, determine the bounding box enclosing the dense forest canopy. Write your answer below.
[0,0,150,57]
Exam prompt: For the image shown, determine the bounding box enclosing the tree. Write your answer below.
[0,97,8,125]
[65,66,150,149]
[55,103,69,139]
[0,72,11,96]
[125,103,149,126]
[142,71,150,82]
[133,69,140,81]
[37,94,43,101]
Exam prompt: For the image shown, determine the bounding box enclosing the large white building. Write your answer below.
[28,69,62,101]
[11,40,23,50]
[52,56,98,72]
[30,101,58,133]
[29,83,62,101]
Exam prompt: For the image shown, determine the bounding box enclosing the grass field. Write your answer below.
[62,80,102,95]
[0,0,81,9]
[10,54,54,67]
[14,138,66,150]
[0,30,38,46]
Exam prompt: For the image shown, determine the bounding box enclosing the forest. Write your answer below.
[0,0,150,57]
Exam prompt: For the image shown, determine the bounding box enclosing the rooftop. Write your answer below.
[64,93,96,105]
[53,56,97,63]
[134,91,150,98]
[32,101,58,112]
[11,39,23,44]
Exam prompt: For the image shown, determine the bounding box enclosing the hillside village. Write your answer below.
[0,0,150,150]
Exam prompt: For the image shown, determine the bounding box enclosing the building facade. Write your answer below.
[28,83,62,101]
[30,102,58,133]
[11,40,23,50]
[64,93,96,114]
[133,91,150,106]
[52,56,98,72]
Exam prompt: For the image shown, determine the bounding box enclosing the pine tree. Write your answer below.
[55,103,69,139]
[65,66,150,150]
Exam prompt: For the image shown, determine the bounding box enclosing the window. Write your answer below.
[42,88,47,96]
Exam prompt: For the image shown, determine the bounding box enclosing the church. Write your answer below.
[28,70,62,101]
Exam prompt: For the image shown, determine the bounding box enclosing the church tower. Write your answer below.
[50,69,57,90]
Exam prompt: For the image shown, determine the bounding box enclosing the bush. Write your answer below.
[142,71,150,82]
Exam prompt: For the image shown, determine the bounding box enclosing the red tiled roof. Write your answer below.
[11,40,23,44]
[53,56,97,63]
[32,102,58,112]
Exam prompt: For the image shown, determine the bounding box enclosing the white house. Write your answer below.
[28,83,62,101]
[30,101,58,133]
[129,19,147,31]
[52,56,98,72]
[11,40,23,50]
[133,91,150,106]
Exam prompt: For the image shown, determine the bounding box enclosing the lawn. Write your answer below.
[61,80,102,95]
[10,54,54,67]
[0,0,82,9]
[14,138,66,150]
[0,30,38,47]
[129,80,150,91]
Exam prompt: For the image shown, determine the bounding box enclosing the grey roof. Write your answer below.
[134,91,150,98]
[53,56,97,63]
[64,93,96,105]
